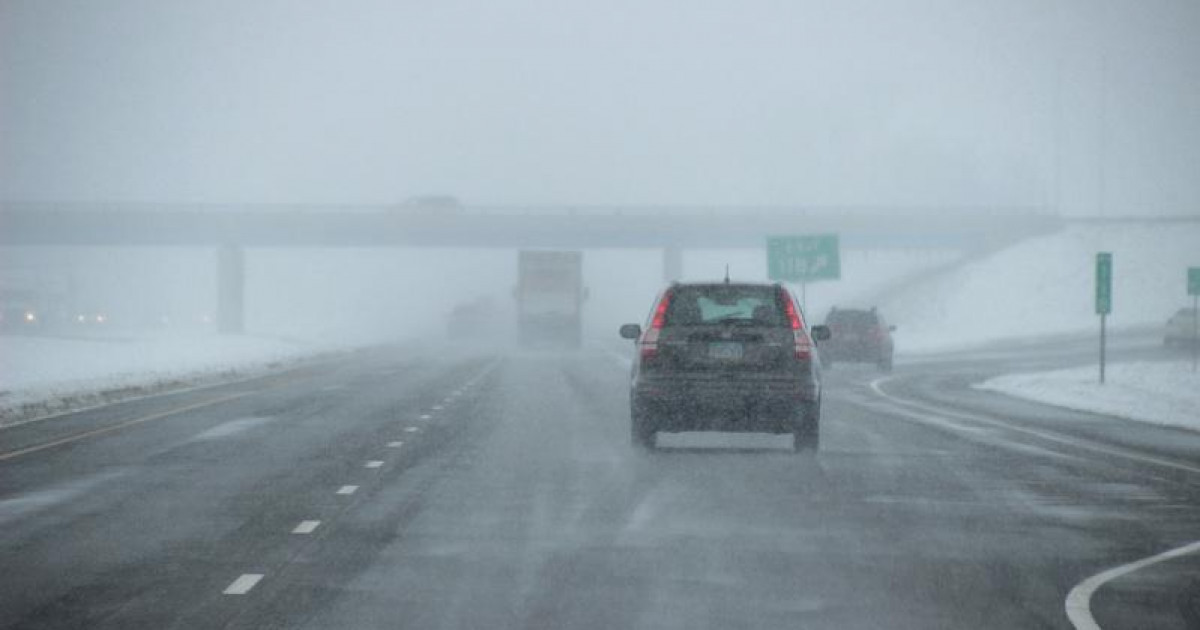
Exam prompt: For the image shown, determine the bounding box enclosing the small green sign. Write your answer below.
[1189,267,1200,296]
[767,235,841,282]
[1095,252,1112,315]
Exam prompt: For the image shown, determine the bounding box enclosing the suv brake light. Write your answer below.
[794,331,814,360]
[640,290,672,359]
[782,291,812,360]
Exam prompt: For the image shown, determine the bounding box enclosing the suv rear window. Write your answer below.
[662,285,787,327]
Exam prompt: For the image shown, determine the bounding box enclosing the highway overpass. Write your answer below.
[2,202,1064,333]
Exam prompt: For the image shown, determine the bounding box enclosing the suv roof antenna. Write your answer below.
[724,264,730,284]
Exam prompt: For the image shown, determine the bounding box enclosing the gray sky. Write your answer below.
[2,0,1198,215]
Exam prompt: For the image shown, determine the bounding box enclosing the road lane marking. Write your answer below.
[336,485,358,495]
[419,414,432,421]
[365,460,384,468]
[432,405,444,411]
[1066,539,1200,629]
[404,426,420,433]
[868,377,1200,476]
[0,392,254,462]
[292,520,321,534]
[387,441,404,448]
[191,416,274,441]
[223,574,264,595]
[0,471,124,526]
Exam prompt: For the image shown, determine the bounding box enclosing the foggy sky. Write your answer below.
[2,0,1199,215]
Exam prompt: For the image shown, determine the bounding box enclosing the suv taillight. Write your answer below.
[640,290,672,360]
[782,291,813,360]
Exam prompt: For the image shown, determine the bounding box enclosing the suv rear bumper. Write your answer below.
[632,375,817,433]
[821,341,887,361]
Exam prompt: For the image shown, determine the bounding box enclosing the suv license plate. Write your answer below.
[708,342,743,360]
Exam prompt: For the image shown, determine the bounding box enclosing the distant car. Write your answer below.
[1163,307,1198,347]
[446,297,495,338]
[820,307,895,371]
[619,281,830,453]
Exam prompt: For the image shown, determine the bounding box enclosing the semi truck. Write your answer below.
[515,250,586,348]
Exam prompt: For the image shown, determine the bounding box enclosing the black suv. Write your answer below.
[619,282,830,453]
[819,307,895,372]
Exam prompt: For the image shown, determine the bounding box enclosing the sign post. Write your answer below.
[1189,267,1200,373]
[1095,253,1112,384]
[766,234,841,311]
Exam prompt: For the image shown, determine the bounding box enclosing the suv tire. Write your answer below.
[631,405,657,450]
[792,401,820,453]
[878,354,893,373]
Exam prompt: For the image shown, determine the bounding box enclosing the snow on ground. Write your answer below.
[0,333,356,425]
[977,360,1200,432]
[882,223,1200,354]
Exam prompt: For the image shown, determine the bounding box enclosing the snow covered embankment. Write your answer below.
[977,361,1200,433]
[881,223,1200,354]
[0,334,343,427]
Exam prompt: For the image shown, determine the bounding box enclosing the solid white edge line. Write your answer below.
[336,485,358,495]
[365,460,384,468]
[223,573,264,595]
[864,376,1200,628]
[292,520,321,534]
[1065,540,1200,629]
[867,376,1200,476]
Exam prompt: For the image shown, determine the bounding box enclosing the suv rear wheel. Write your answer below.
[878,354,893,372]
[631,405,657,450]
[792,400,820,453]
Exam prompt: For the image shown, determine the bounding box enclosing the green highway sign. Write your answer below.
[1095,252,1112,315]
[767,234,841,282]
[1190,267,1200,296]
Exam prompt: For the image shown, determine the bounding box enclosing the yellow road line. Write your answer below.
[0,391,254,462]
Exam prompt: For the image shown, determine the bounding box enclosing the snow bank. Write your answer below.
[0,333,350,425]
[883,223,1200,353]
[977,361,1200,432]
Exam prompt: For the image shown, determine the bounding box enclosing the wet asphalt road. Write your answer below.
[1,334,1198,629]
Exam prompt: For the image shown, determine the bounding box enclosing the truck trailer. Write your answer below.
[515,250,586,348]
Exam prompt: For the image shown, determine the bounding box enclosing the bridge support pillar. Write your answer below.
[216,245,245,334]
[663,246,683,282]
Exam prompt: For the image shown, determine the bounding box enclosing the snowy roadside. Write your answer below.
[976,361,1200,433]
[0,333,361,428]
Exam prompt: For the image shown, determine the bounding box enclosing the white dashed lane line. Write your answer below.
[432,405,444,410]
[223,574,264,595]
[292,520,321,534]
[419,414,432,421]
[404,427,420,433]
[387,441,404,448]
[364,460,384,468]
[336,485,358,495]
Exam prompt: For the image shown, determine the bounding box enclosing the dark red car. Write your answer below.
[820,307,895,372]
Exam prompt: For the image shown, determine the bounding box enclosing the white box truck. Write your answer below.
[515,251,586,348]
